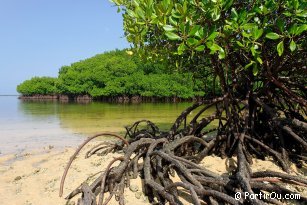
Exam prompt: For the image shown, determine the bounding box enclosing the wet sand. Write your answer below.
[0,142,306,205]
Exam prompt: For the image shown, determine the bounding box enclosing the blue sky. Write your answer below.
[0,0,129,94]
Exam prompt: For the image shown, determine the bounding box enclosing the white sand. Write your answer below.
[0,143,306,205]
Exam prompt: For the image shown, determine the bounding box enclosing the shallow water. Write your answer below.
[0,96,215,155]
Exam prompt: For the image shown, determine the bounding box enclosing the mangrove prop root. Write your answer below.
[61,95,307,204]
[98,157,124,205]
[59,132,128,197]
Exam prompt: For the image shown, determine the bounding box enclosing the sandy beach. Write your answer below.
[0,141,151,205]
[0,140,306,205]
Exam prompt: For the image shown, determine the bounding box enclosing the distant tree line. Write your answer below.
[17,50,219,99]
[17,77,58,96]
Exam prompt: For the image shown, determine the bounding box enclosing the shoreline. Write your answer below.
[0,143,306,205]
[18,94,209,103]
[0,143,152,205]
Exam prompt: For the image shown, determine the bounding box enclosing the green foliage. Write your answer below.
[57,50,138,96]
[17,50,209,99]
[17,77,58,95]
[113,0,306,77]
[57,50,205,98]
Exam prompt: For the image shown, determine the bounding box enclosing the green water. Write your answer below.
[0,96,215,155]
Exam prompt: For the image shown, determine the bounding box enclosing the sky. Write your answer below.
[0,0,129,95]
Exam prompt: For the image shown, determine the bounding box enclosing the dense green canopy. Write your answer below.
[16,77,58,96]
[17,50,215,98]
[114,0,306,74]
